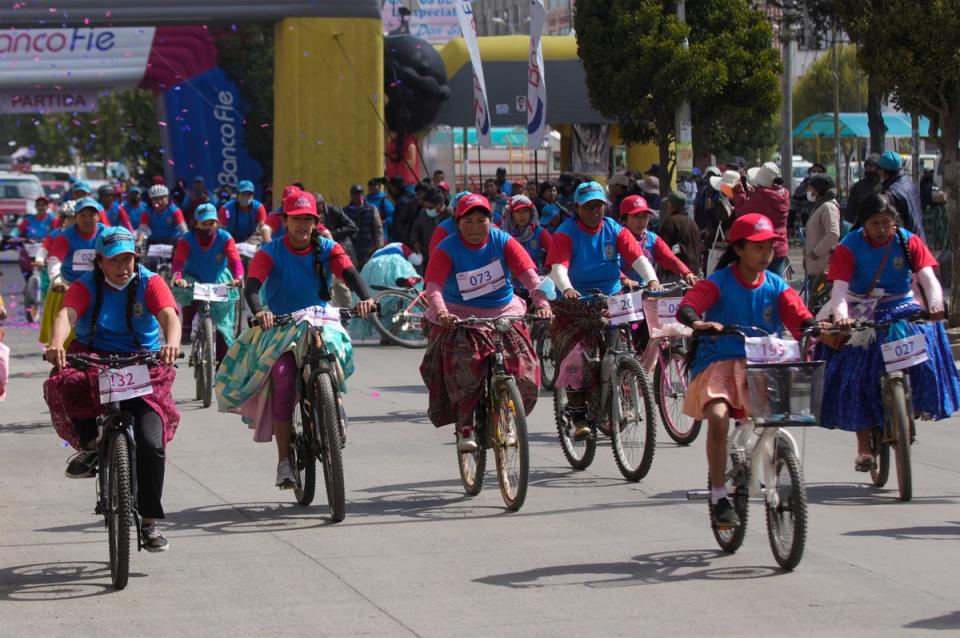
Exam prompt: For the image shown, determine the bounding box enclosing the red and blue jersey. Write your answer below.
[121,202,148,228]
[64,264,177,352]
[828,228,936,306]
[49,223,107,282]
[428,216,457,254]
[372,242,413,259]
[139,204,185,242]
[623,230,691,284]
[679,266,811,378]
[172,229,240,283]
[17,213,53,240]
[264,211,286,241]
[545,217,644,295]
[247,236,353,315]
[103,201,132,231]
[219,199,267,243]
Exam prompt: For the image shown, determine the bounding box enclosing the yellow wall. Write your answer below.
[273,17,384,206]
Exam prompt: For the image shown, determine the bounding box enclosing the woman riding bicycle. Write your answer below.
[543,181,658,440]
[215,190,375,489]
[43,226,181,552]
[814,193,960,471]
[500,194,553,291]
[136,184,188,249]
[40,198,109,346]
[676,213,815,529]
[419,193,552,452]
[218,179,271,244]
[171,203,244,362]
[348,240,423,342]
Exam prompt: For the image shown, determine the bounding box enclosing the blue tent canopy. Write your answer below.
[793,112,931,139]
[453,127,530,146]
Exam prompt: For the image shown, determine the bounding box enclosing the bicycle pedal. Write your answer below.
[686,489,709,500]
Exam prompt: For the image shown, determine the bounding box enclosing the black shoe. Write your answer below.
[569,408,591,441]
[182,332,193,346]
[141,523,169,552]
[712,497,741,529]
[65,449,98,478]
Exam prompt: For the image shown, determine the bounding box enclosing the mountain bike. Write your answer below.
[252,305,357,522]
[553,290,658,481]
[368,276,428,348]
[187,282,236,408]
[531,318,556,392]
[454,316,545,511]
[1,236,43,321]
[61,352,162,589]
[687,325,821,570]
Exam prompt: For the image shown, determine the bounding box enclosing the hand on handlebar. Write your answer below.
[534,305,553,319]
[159,344,179,366]
[436,311,457,328]
[231,278,243,288]
[692,320,724,334]
[354,298,375,319]
[45,345,66,368]
[562,287,581,300]
[646,279,663,292]
[683,272,699,286]
[50,279,69,293]
[173,278,189,288]
[255,310,275,330]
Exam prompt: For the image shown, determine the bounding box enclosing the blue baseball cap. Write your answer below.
[237,180,255,193]
[878,151,902,171]
[72,180,92,194]
[95,227,136,257]
[74,197,103,213]
[575,181,607,206]
[194,203,218,223]
[192,174,205,184]
[692,167,702,177]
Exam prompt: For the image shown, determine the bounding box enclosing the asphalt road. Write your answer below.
[0,260,958,637]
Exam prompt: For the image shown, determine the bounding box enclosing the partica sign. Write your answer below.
[0,90,98,113]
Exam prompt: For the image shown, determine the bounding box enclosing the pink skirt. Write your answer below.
[683,358,751,420]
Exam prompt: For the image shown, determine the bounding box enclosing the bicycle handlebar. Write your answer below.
[454,314,549,326]
[63,352,159,369]
[248,305,375,328]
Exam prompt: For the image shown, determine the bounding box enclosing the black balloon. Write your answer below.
[384,33,451,137]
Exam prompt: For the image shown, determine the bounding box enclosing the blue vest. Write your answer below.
[690,266,787,378]
[74,265,162,352]
[259,237,337,315]
[104,201,122,227]
[556,217,625,295]
[122,202,148,225]
[22,214,53,240]
[61,223,107,283]
[222,199,262,243]
[439,229,514,308]
[146,204,183,241]
[623,230,657,283]
[841,228,914,301]
[183,229,231,282]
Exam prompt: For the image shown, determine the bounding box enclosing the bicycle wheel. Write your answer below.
[610,357,657,481]
[535,326,557,392]
[313,373,346,522]
[24,272,40,322]
[492,378,529,511]
[765,441,807,570]
[708,477,748,554]
[369,290,428,348]
[654,349,702,445]
[200,317,215,408]
[106,434,132,589]
[554,387,596,470]
[233,285,244,338]
[869,427,890,488]
[292,403,316,506]
[888,377,913,501]
[459,398,488,496]
[192,335,203,401]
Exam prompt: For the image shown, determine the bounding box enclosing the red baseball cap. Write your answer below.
[619,194,655,217]
[728,213,779,243]
[283,191,320,218]
[281,184,302,199]
[455,193,492,219]
[436,181,451,193]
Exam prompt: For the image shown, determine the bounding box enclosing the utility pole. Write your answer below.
[832,25,843,195]
[674,0,692,194]
[781,4,795,192]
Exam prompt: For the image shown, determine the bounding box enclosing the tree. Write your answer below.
[792,43,866,126]
[575,0,781,193]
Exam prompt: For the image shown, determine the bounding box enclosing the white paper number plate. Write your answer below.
[236,242,258,259]
[456,261,506,301]
[24,242,40,257]
[147,244,173,258]
[72,248,95,272]
[193,283,230,302]
[292,305,342,327]
[881,334,928,372]
[607,291,644,325]
[98,365,153,403]
[656,298,682,326]
[744,336,801,365]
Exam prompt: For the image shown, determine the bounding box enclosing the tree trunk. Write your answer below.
[942,118,960,326]
[658,132,674,210]
[866,78,886,154]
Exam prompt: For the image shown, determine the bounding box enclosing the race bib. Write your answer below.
[607,291,644,325]
[656,298,682,327]
[98,365,153,403]
[745,336,801,365]
[72,249,95,272]
[456,260,506,301]
[24,242,40,258]
[881,334,928,372]
[292,304,341,327]
[236,242,258,259]
[193,283,230,302]
[147,244,173,259]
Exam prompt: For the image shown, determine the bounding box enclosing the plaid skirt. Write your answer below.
[419,320,539,427]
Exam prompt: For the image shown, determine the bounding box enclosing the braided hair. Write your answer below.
[311,229,331,301]
[89,258,142,351]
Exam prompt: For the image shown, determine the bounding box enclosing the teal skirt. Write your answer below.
[172,270,239,347]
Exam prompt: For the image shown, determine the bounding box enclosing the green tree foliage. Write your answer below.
[792,43,866,126]
[213,25,274,182]
[575,0,781,191]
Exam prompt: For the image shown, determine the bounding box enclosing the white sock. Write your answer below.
[710,487,727,504]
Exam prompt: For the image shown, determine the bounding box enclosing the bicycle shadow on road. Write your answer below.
[473,549,781,590]
[0,420,51,435]
[904,610,960,631]
[0,561,142,601]
[805,482,960,507]
[843,520,960,541]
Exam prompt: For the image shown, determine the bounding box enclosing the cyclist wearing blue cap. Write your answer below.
[99,185,132,231]
[878,151,926,241]
[219,180,271,244]
[120,187,148,231]
[44,225,181,552]
[544,181,658,438]
[70,180,111,225]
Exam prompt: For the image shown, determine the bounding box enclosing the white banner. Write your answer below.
[526,0,547,150]
[456,0,492,148]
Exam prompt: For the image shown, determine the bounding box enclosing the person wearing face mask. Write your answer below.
[98,185,132,231]
[878,151,926,241]
[219,180,271,244]
[137,184,188,248]
[733,162,790,276]
[343,184,384,269]
[43,226,181,552]
[120,187,148,231]
[789,163,826,238]
[846,153,882,226]
[171,203,244,358]
[409,187,449,271]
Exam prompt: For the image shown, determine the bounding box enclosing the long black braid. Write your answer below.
[311,229,331,301]
[89,259,142,351]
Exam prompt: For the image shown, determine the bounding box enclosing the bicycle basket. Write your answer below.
[641,295,684,332]
[745,361,824,426]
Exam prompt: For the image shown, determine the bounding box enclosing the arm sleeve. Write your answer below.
[170,239,190,279]
[224,238,244,278]
[424,248,453,288]
[99,210,112,227]
[544,230,573,268]
[677,279,721,317]
[615,227,644,264]
[372,208,384,247]
[915,266,944,312]
[908,234,938,271]
[733,190,750,210]
[171,208,185,225]
[428,225,449,254]
[265,214,281,233]
[255,204,267,224]
[245,278,264,314]
[778,287,813,336]
[827,244,855,283]
[504,237,537,278]
[16,219,27,234]
[539,227,553,260]
[117,208,133,232]
[145,275,177,314]
[62,280,92,315]
[812,207,840,258]
[247,249,274,283]
[341,267,372,300]
[326,243,355,279]
[652,235,691,275]
[48,234,69,262]
[217,206,228,226]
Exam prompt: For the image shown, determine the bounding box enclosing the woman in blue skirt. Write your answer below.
[816,193,960,471]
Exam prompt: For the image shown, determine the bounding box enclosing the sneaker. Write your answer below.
[65,449,98,479]
[569,408,591,441]
[457,426,479,453]
[275,458,297,489]
[712,497,741,529]
[140,523,169,552]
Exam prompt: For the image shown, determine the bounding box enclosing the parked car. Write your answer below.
[0,172,44,231]
[31,167,72,201]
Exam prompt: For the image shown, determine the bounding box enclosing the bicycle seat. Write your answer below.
[395,276,422,288]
